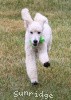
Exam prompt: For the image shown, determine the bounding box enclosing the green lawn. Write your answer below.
[0,0,71,100]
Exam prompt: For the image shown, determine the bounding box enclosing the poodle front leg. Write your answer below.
[25,50,38,84]
[38,44,50,67]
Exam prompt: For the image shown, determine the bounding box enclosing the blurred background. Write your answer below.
[0,0,71,100]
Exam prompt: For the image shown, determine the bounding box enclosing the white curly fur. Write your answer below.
[21,8,52,83]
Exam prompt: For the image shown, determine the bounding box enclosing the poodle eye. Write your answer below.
[38,32,41,34]
[30,32,33,34]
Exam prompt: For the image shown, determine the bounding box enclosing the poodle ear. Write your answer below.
[21,8,33,29]
[34,13,48,26]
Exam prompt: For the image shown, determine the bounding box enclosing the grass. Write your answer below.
[0,0,71,100]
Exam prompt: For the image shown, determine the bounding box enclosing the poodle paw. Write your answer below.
[32,81,38,85]
[43,62,50,67]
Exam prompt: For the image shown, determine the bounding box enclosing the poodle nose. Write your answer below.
[33,40,38,44]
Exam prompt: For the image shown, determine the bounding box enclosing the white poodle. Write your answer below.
[21,8,52,85]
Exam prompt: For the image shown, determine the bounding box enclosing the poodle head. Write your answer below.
[21,8,46,46]
[28,21,43,46]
